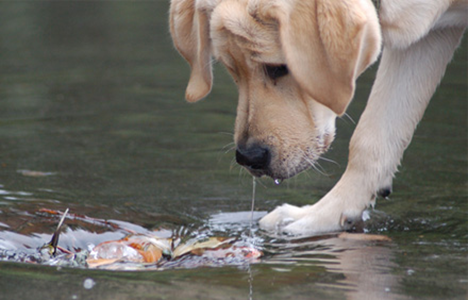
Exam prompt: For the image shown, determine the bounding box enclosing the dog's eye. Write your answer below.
[264,64,288,80]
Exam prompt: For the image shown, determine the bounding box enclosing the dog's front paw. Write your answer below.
[258,204,308,232]
[274,205,343,236]
[260,194,368,236]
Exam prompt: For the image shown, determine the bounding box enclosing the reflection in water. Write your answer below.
[264,232,399,300]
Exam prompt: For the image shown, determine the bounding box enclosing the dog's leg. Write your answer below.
[260,27,465,235]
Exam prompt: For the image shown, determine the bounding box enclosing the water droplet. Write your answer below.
[83,278,96,290]
[274,179,282,185]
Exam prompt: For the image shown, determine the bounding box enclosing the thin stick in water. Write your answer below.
[50,208,69,255]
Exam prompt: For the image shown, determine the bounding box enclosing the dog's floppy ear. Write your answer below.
[170,0,213,102]
[264,0,381,115]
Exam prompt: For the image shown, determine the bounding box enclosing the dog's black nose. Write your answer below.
[236,146,270,170]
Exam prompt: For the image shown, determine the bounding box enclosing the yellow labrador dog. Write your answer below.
[170,0,467,235]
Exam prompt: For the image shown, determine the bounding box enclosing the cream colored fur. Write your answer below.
[170,0,467,236]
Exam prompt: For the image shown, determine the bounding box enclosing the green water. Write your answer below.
[0,2,466,299]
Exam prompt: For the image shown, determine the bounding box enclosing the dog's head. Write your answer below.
[170,0,381,180]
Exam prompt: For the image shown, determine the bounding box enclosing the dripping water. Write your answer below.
[247,176,256,300]
[249,177,256,237]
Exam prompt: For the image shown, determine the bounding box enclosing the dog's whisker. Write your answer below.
[301,168,313,180]
[310,163,329,177]
[225,145,236,154]
[318,156,340,167]
[217,132,234,137]
[229,156,239,170]
[299,149,330,177]
[216,143,235,164]
[221,142,236,153]
[238,166,245,179]
[340,113,356,125]
[306,155,330,176]
[313,161,330,177]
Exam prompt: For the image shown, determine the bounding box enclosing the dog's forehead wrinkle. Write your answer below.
[214,32,282,65]
[213,32,266,69]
